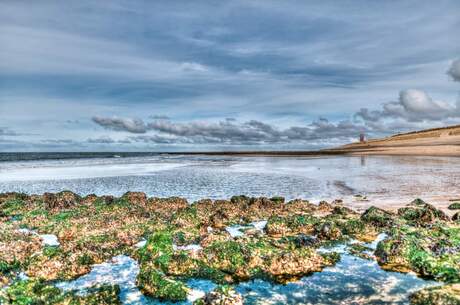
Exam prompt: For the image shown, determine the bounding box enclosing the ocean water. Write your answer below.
[1,154,459,206]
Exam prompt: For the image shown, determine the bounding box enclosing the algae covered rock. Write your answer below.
[137,228,337,292]
[361,206,395,227]
[398,203,449,225]
[265,214,318,236]
[410,198,428,206]
[43,191,81,210]
[121,191,148,205]
[0,279,121,305]
[194,286,243,305]
[453,213,460,222]
[137,268,188,301]
[269,196,285,204]
[448,203,460,210]
[230,195,250,205]
[316,221,342,240]
[410,284,460,305]
[136,231,189,301]
[375,224,460,282]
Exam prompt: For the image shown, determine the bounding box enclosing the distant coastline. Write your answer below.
[3,124,460,161]
[162,124,460,157]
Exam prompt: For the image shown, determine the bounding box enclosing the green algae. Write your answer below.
[2,199,25,217]
[3,191,459,304]
[136,230,189,301]
[376,224,460,282]
[0,279,121,305]
[137,268,188,301]
[398,204,449,226]
[0,260,20,275]
[410,284,460,305]
[270,196,285,204]
[361,206,396,228]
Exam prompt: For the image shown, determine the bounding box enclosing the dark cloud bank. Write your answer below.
[92,116,368,145]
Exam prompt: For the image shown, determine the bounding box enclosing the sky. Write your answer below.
[1,0,459,151]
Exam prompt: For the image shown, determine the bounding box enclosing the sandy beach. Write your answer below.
[329,125,460,156]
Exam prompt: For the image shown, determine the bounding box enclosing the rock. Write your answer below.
[453,213,460,222]
[0,279,121,305]
[361,206,395,227]
[398,203,449,225]
[265,216,290,236]
[264,248,333,282]
[375,223,460,282]
[270,196,285,204]
[194,286,243,305]
[149,197,188,216]
[318,201,333,212]
[410,284,460,305]
[137,268,188,301]
[448,202,460,210]
[265,215,318,237]
[316,221,342,240]
[348,243,374,260]
[210,211,230,229]
[121,191,147,205]
[230,195,250,205]
[137,231,188,301]
[332,206,357,216]
[43,191,81,210]
[332,199,344,205]
[0,193,29,207]
[81,194,98,205]
[410,198,427,206]
[100,195,115,204]
[294,234,318,247]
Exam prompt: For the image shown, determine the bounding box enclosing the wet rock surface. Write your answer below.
[410,284,460,305]
[0,192,458,303]
[194,286,243,305]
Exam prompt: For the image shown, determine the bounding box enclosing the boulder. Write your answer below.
[453,212,460,222]
[294,234,318,247]
[316,221,342,240]
[317,201,334,212]
[410,284,460,305]
[43,191,81,210]
[398,203,449,225]
[121,192,148,205]
[270,196,285,204]
[361,206,395,227]
[410,198,427,206]
[448,202,460,210]
[194,286,243,305]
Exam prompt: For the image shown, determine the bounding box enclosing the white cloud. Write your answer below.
[447,59,460,82]
[356,89,460,123]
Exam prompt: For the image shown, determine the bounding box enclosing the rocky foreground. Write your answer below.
[0,191,459,304]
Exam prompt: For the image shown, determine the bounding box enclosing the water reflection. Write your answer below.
[1,155,459,204]
[236,254,438,305]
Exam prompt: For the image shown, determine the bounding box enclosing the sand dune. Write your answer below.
[329,125,460,156]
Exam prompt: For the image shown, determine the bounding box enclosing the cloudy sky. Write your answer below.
[1,0,459,151]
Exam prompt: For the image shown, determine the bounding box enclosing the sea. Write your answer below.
[1,152,459,207]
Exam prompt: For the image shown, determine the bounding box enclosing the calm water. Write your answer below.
[1,154,459,205]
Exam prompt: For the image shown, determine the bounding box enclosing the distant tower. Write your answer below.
[359,133,366,143]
